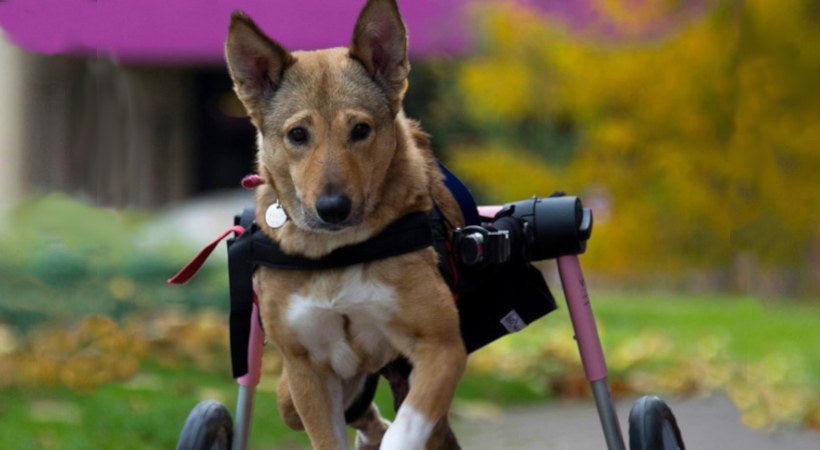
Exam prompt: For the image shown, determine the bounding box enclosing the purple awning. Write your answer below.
[0,1,637,64]
[0,0,472,64]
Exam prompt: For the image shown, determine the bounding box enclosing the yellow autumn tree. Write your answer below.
[446,0,819,290]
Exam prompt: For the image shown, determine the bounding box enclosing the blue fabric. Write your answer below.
[437,159,480,225]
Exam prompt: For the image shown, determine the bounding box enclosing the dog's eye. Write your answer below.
[287,127,309,145]
[350,123,371,142]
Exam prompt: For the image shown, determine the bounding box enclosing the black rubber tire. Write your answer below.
[628,395,685,450]
[176,400,234,450]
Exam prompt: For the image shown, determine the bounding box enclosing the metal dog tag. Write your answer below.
[265,202,288,228]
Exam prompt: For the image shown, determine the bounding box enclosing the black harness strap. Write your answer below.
[250,212,434,271]
[227,206,258,379]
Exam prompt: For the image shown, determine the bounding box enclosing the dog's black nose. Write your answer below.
[316,194,352,224]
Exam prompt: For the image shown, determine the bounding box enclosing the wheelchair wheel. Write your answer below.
[628,395,685,450]
[176,400,234,450]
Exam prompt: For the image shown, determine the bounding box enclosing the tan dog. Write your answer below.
[225,0,467,448]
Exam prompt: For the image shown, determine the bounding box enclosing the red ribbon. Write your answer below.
[168,225,246,284]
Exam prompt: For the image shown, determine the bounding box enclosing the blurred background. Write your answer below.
[0,0,817,448]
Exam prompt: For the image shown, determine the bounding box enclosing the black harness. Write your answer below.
[224,206,557,380]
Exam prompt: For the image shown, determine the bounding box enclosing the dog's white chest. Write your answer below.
[285,266,397,378]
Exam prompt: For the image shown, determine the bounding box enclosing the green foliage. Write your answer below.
[440,0,819,285]
[0,194,226,329]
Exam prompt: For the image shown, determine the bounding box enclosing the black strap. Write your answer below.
[226,206,257,378]
[250,212,434,270]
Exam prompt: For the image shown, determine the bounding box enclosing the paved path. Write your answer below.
[452,396,819,449]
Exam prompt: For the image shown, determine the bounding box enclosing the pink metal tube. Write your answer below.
[557,254,608,382]
[477,205,503,218]
[237,301,264,387]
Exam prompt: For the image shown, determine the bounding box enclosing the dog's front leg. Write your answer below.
[380,341,466,450]
[381,287,467,449]
[282,357,350,450]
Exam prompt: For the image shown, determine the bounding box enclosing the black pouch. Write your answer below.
[456,261,556,353]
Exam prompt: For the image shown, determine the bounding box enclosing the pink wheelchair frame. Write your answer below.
[176,203,684,450]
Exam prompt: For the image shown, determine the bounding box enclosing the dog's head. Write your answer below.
[225,0,410,232]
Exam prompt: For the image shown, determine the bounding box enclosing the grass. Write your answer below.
[467,290,820,431]
[1,291,817,449]
[0,356,539,449]
[0,362,310,450]
[591,291,820,379]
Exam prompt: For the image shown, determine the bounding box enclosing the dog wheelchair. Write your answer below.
[169,170,685,450]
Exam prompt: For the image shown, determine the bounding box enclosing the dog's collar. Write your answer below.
[247,210,434,271]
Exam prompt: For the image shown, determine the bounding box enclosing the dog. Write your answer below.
[225,0,467,448]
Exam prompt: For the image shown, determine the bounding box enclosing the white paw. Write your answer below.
[379,406,433,450]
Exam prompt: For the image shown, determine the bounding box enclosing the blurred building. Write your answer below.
[0,36,24,207]
[0,0,472,209]
[0,32,257,209]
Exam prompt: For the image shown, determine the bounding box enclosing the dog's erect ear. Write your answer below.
[225,11,294,114]
[349,0,409,109]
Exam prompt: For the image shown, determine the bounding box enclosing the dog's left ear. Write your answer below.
[350,0,409,110]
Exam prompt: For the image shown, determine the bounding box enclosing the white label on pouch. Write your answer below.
[500,310,527,333]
